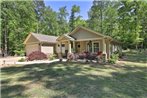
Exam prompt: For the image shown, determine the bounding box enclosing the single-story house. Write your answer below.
[24,26,122,60]
[56,26,122,60]
[23,33,57,56]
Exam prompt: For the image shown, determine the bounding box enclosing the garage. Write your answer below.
[25,44,39,56]
[23,33,57,56]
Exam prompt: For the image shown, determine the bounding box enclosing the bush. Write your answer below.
[27,51,47,61]
[108,53,119,64]
[18,58,25,62]
[67,53,75,61]
[48,54,56,60]
[87,53,97,60]
[14,50,25,56]
[78,53,86,59]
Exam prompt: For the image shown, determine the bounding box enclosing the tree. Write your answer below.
[57,6,69,35]
[117,1,143,49]
[1,1,37,55]
[88,0,107,33]
[34,0,45,33]
[69,5,80,31]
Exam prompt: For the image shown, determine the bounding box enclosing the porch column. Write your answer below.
[68,41,72,53]
[59,42,62,53]
[107,41,111,59]
[57,42,62,61]
[73,41,76,52]
[102,38,107,61]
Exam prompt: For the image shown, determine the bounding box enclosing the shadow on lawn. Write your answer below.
[1,62,147,98]
[122,51,147,63]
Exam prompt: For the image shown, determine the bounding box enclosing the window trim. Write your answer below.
[92,41,100,53]
[86,41,100,53]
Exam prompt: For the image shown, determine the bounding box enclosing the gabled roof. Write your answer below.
[57,26,121,44]
[69,26,106,38]
[56,33,75,41]
[24,33,58,44]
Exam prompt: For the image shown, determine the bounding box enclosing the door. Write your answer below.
[76,42,80,53]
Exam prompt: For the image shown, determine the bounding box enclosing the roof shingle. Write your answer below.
[32,33,57,43]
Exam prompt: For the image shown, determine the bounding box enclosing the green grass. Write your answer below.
[1,51,147,98]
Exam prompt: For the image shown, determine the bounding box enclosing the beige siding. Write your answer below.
[25,44,40,56]
[80,41,86,52]
[25,35,39,44]
[71,29,102,40]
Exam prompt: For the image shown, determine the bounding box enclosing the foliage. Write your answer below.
[14,50,25,56]
[48,54,56,60]
[67,53,75,61]
[1,0,147,56]
[27,51,47,61]
[57,6,69,35]
[18,58,25,62]
[69,5,80,31]
[108,53,119,64]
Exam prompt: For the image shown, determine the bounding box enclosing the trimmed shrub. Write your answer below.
[108,53,119,64]
[78,53,86,59]
[48,54,56,60]
[67,53,75,61]
[87,53,97,60]
[18,58,25,62]
[27,51,47,61]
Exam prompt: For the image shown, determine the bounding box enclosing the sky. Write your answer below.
[44,0,93,20]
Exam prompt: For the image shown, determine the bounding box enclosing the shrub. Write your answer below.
[48,54,56,60]
[87,53,97,60]
[67,53,75,61]
[27,51,47,61]
[18,58,25,62]
[108,53,119,64]
[14,50,25,56]
[78,53,86,59]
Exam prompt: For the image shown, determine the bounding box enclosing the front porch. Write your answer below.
[57,36,110,60]
[56,27,122,61]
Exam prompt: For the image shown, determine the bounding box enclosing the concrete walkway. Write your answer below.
[0,56,66,67]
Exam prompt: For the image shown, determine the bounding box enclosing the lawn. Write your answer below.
[1,51,147,98]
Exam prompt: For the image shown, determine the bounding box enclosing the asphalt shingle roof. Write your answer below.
[32,33,58,43]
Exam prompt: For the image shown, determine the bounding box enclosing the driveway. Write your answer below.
[0,56,25,67]
[0,56,64,68]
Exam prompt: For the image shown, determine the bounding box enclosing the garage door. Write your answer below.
[26,44,39,55]
[41,46,54,54]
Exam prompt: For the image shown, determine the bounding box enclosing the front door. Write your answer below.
[76,42,80,53]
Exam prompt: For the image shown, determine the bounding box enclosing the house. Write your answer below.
[24,26,122,60]
[23,33,58,56]
[56,26,122,60]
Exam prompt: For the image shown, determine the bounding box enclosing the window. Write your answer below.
[62,44,65,47]
[93,42,99,52]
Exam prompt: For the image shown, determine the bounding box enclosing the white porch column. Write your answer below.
[59,42,62,53]
[68,41,72,53]
[107,42,111,60]
[58,42,62,61]
[73,41,75,52]
[102,38,107,61]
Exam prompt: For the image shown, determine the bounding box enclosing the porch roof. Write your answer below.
[57,34,75,41]
[57,26,122,44]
